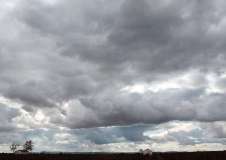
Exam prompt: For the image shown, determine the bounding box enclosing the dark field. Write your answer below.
[0,151,226,160]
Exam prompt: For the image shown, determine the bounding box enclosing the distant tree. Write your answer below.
[23,140,33,152]
[10,143,19,153]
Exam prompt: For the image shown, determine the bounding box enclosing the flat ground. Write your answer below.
[0,151,225,160]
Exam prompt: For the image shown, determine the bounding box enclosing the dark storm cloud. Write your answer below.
[60,87,225,128]
[17,0,226,74]
[0,0,226,130]
[108,0,226,73]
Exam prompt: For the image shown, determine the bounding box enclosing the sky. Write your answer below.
[0,0,226,152]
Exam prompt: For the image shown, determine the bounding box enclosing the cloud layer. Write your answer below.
[0,0,226,152]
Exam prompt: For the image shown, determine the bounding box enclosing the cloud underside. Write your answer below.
[0,0,226,151]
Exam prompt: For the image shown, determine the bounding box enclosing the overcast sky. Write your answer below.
[0,0,226,152]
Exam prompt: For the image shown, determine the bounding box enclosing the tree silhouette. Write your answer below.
[10,143,19,153]
[23,140,33,152]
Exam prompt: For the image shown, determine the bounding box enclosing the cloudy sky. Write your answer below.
[0,0,226,152]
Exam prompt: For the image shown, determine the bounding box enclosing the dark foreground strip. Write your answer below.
[0,151,226,160]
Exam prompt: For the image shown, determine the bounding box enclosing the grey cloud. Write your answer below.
[107,0,226,73]
[0,103,20,132]
[200,122,226,139]
[56,86,226,128]
[12,0,226,78]
[0,0,226,129]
